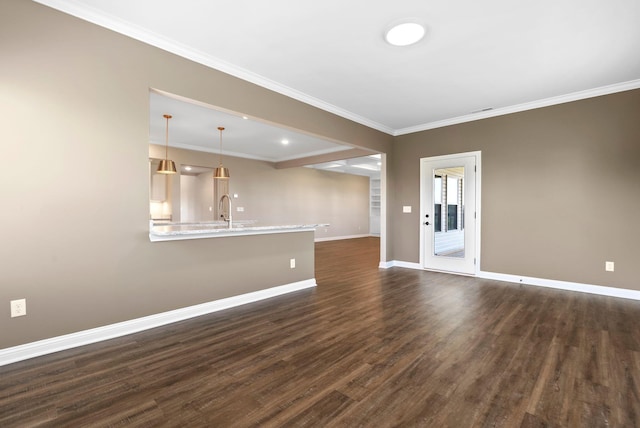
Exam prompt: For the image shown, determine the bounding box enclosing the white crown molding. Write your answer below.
[395,79,640,136]
[0,278,316,367]
[271,146,353,163]
[150,142,351,163]
[33,1,640,139]
[33,0,395,135]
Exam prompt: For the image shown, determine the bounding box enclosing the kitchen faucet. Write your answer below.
[219,194,232,228]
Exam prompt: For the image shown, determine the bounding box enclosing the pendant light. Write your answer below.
[214,126,230,179]
[157,114,177,174]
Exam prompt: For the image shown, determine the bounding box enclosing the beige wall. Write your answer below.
[0,0,390,349]
[390,89,640,290]
[149,145,371,239]
[2,0,638,352]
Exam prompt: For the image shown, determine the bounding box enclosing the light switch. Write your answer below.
[403,206,412,213]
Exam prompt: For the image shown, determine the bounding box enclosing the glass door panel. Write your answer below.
[434,167,465,258]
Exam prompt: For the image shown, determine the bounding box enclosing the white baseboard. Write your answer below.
[0,279,317,367]
[478,271,640,301]
[379,260,422,270]
[381,260,640,301]
[315,234,371,242]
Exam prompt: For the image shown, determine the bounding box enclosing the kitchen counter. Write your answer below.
[149,221,329,242]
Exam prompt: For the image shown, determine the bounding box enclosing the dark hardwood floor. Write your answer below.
[2,237,640,427]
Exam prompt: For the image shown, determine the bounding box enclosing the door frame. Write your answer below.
[419,151,482,275]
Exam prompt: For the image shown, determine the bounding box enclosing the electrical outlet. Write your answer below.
[11,299,26,318]
[605,261,615,272]
[290,258,296,269]
[236,206,244,212]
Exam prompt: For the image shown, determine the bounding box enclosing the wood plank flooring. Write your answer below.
[2,237,640,426]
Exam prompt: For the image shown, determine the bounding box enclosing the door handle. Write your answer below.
[424,221,430,226]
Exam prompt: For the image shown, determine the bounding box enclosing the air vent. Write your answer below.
[470,107,494,114]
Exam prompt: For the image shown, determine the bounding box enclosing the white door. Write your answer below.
[421,153,478,275]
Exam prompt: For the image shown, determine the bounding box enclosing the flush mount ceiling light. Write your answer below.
[157,114,177,174]
[385,21,426,46]
[213,126,230,179]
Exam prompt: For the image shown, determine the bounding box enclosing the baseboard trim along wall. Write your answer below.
[477,271,640,301]
[379,260,640,301]
[379,260,422,270]
[315,234,371,242]
[0,279,317,367]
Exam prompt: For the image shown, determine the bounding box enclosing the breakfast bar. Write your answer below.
[149,221,329,242]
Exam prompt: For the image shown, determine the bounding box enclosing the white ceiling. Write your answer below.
[307,154,382,178]
[37,0,640,175]
[149,91,378,176]
[149,91,352,162]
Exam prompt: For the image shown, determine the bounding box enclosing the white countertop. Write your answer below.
[149,222,329,242]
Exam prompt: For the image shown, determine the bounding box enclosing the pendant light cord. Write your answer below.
[218,126,225,166]
[164,114,172,160]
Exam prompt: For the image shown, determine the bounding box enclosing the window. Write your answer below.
[447,176,458,231]
[434,175,442,232]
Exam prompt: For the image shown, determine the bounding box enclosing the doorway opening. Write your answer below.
[308,152,386,268]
